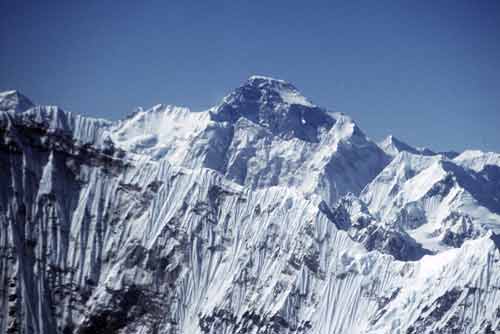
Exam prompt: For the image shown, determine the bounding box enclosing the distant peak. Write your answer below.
[0,90,34,113]
[246,75,290,86]
[242,75,299,94]
[248,74,284,81]
[0,90,30,101]
[211,76,332,142]
[236,75,314,108]
[214,76,316,120]
[379,134,435,157]
[382,134,403,145]
[379,135,413,152]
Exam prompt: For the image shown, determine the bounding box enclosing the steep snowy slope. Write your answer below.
[361,152,500,252]
[109,104,211,162]
[1,81,500,334]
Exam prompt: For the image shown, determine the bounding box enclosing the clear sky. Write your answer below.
[1,1,499,153]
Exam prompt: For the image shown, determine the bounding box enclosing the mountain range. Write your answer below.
[1,77,499,334]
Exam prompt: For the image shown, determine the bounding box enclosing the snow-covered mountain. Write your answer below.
[454,150,500,172]
[361,152,500,252]
[378,135,459,160]
[378,135,435,157]
[0,90,34,114]
[1,77,499,334]
[109,76,389,206]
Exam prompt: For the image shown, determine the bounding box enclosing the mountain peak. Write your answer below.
[454,149,500,172]
[210,76,332,141]
[247,75,289,85]
[238,75,314,107]
[379,134,435,157]
[0,90,34,113]
[381,134,413,149]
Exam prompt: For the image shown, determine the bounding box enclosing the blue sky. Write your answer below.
[1,1,499,152]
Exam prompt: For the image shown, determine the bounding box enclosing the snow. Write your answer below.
[1,85,500,334]
[278,87,314,107]
[246,75,315,107]
[362,151,500,253]
[454,149,500,172]
[105,85,387,207]
[0,89,34,113]
[248,74,288,83]
[378,134,436,157]
[109,104,211,161]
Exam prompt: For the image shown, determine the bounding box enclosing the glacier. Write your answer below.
[0,77,499,334]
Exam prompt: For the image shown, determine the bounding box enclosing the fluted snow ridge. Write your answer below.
[1,123,499,333]
[0,103,112,148]
[1,82,500,334]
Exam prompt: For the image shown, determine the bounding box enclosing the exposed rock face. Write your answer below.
[1,78,500,334]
